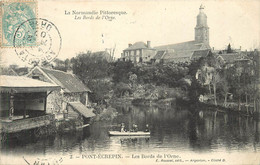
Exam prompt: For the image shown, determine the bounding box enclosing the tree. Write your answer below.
[211,70,222,105]
[227,43,232,53]
[239,60,258,113]
[224,59,257,112]
[217,69,230,107]
[52,58,69,72]
[110,61,134,83]
[129,73,138,89]
[113,82,131,97]
[193,53,223,105]
[188,58,207,103]
[88,79,113,104]
[71,51,110,83]
[70,51,112,104]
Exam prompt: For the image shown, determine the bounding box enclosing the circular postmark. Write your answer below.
[13,18,62,65]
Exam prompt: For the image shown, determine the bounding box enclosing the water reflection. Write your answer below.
[1,104,260,156]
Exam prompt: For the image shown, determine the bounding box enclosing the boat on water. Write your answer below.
[108,131,150,136]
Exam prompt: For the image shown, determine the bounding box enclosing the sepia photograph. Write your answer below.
[0,0,260,164]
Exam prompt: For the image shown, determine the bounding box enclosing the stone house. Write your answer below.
[26,66,94,122]
[121,41,156,63]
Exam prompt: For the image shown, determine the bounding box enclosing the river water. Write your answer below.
[1,104,260,157]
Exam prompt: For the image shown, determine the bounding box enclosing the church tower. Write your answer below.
[195,5,209,44]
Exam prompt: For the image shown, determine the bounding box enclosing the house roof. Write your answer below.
[191,49,211,60]
[163,50,194,60]
[91,51,113,62]
[217,53,243,63]
[67,102,95,118]
[0,67,18,76]
[40,67,91,93]
[154,40,205,51]
[124,42,151,51]
[14,67,29,76]
[153,50,166,59]
[152,49,194,62]
[0,75,60,93]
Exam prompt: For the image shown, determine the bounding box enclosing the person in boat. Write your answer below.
[130,124,137,132]
[121,123,126,132]
[145,124,150,132]
[133,124,138,132]
[130,124,134,132]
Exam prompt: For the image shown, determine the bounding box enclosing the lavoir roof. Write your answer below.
[0,75,60,93]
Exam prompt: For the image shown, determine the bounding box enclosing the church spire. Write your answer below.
[199,4,204,12]
[196,4,207,27]
[195,4,209,44]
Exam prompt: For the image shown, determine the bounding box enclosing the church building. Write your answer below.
[122,5,211,63]
[152,4,211,63]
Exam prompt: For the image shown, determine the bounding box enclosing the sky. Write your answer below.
[1,0,260,66]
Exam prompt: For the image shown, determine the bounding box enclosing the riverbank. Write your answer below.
[131,98,175,107]
[109,94,259,118]
[109,86,187,107]
[176,99,260,118]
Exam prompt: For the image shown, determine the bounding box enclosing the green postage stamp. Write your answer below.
[1,0,37,47]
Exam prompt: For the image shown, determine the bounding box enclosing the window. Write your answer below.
[32,75,40,80]
[136,50,140,55]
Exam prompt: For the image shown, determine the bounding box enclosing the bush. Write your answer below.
[94,107,118,121]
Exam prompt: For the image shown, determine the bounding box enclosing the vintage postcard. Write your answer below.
[0,0,260,164]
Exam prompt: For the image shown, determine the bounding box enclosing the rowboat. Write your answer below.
[108,131,150,136]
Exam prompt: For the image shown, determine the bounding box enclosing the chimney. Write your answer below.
[128,43,132,47]
[212,47,214,50]
[66,67,73,74]
[147,41,151,48]
[240,46,241,50]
